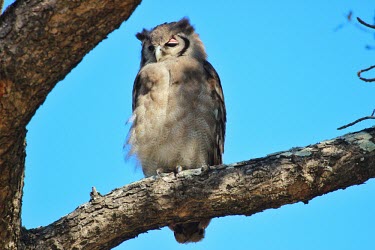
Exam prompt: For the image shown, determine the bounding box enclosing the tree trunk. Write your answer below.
[0,0,141,248]
[0,123,26,249]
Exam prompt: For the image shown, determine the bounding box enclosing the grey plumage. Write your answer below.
[127,18,226,243]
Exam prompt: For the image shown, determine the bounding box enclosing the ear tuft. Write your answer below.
[136,29,149,41]
[174,17,194,35]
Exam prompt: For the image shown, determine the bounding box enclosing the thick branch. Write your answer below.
[0,0,141,130]
[0,129,26,249]
[0,1,140,249]
[22,127,375,249]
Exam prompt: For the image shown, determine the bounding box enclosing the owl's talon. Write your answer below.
[156,168,163,176]
[175,165,183,173]
[200,164,209,172]
[155,168,169,178]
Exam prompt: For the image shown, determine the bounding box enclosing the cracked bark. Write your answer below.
[1,0,375,249]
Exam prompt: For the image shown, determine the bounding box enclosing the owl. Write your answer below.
[127,18,226,243]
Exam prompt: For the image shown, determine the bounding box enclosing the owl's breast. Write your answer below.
[134,63,171,132]
[130,60,216,176]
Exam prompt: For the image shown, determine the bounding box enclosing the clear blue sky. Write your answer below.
[4,0,375,249]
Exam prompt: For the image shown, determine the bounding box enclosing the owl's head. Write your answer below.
[136,18,206,66]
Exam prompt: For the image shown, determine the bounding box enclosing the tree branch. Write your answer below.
[2,2,375,249]
[337,115,375,130]
[357,17,375,29]
[0,0,141,130]
[21,127,375,249]
[356,17,375,82]
[357,65,375,82]
[0,1,141,248]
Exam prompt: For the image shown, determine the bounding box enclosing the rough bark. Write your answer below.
[20,127,375,250]
[0,127,26,249]
[0,0,141,249]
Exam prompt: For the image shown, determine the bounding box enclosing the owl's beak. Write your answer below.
[155,46,162,61]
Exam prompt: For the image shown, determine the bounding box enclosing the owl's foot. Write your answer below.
[173,165,187,177]
[173,165,210,176]
[200,164,210,172]
[156,168,163,175]
[175,165,183,173]
[155,168,169,178]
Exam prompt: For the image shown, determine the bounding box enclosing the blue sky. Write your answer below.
[3,0,375,249]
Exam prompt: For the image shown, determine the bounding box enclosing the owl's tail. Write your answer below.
[169,219,211,244]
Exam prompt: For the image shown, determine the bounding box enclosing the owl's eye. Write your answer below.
[148,45,155,51]
[165,38,179,47]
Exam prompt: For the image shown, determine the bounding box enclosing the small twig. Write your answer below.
[357,65,375,82]
[356,17,375,81]
[90,186,102,201]
[357,17,375,29]
[337,116,375,130]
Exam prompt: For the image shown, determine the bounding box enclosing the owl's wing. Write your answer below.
[203,60,226,165]
[132,74,141,111]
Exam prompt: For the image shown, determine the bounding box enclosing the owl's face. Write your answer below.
[136,18,206,66]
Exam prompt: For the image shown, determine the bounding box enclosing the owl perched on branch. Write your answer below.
[127,18,226,243]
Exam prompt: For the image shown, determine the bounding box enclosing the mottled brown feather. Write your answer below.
[127,18,226,244]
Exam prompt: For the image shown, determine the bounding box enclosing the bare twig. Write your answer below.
[357,65,375,82]
[90,186,102,201]
[355,17,375,81]
[357,17,375,29]
[337,116,375,130]
[338,17,375,130]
